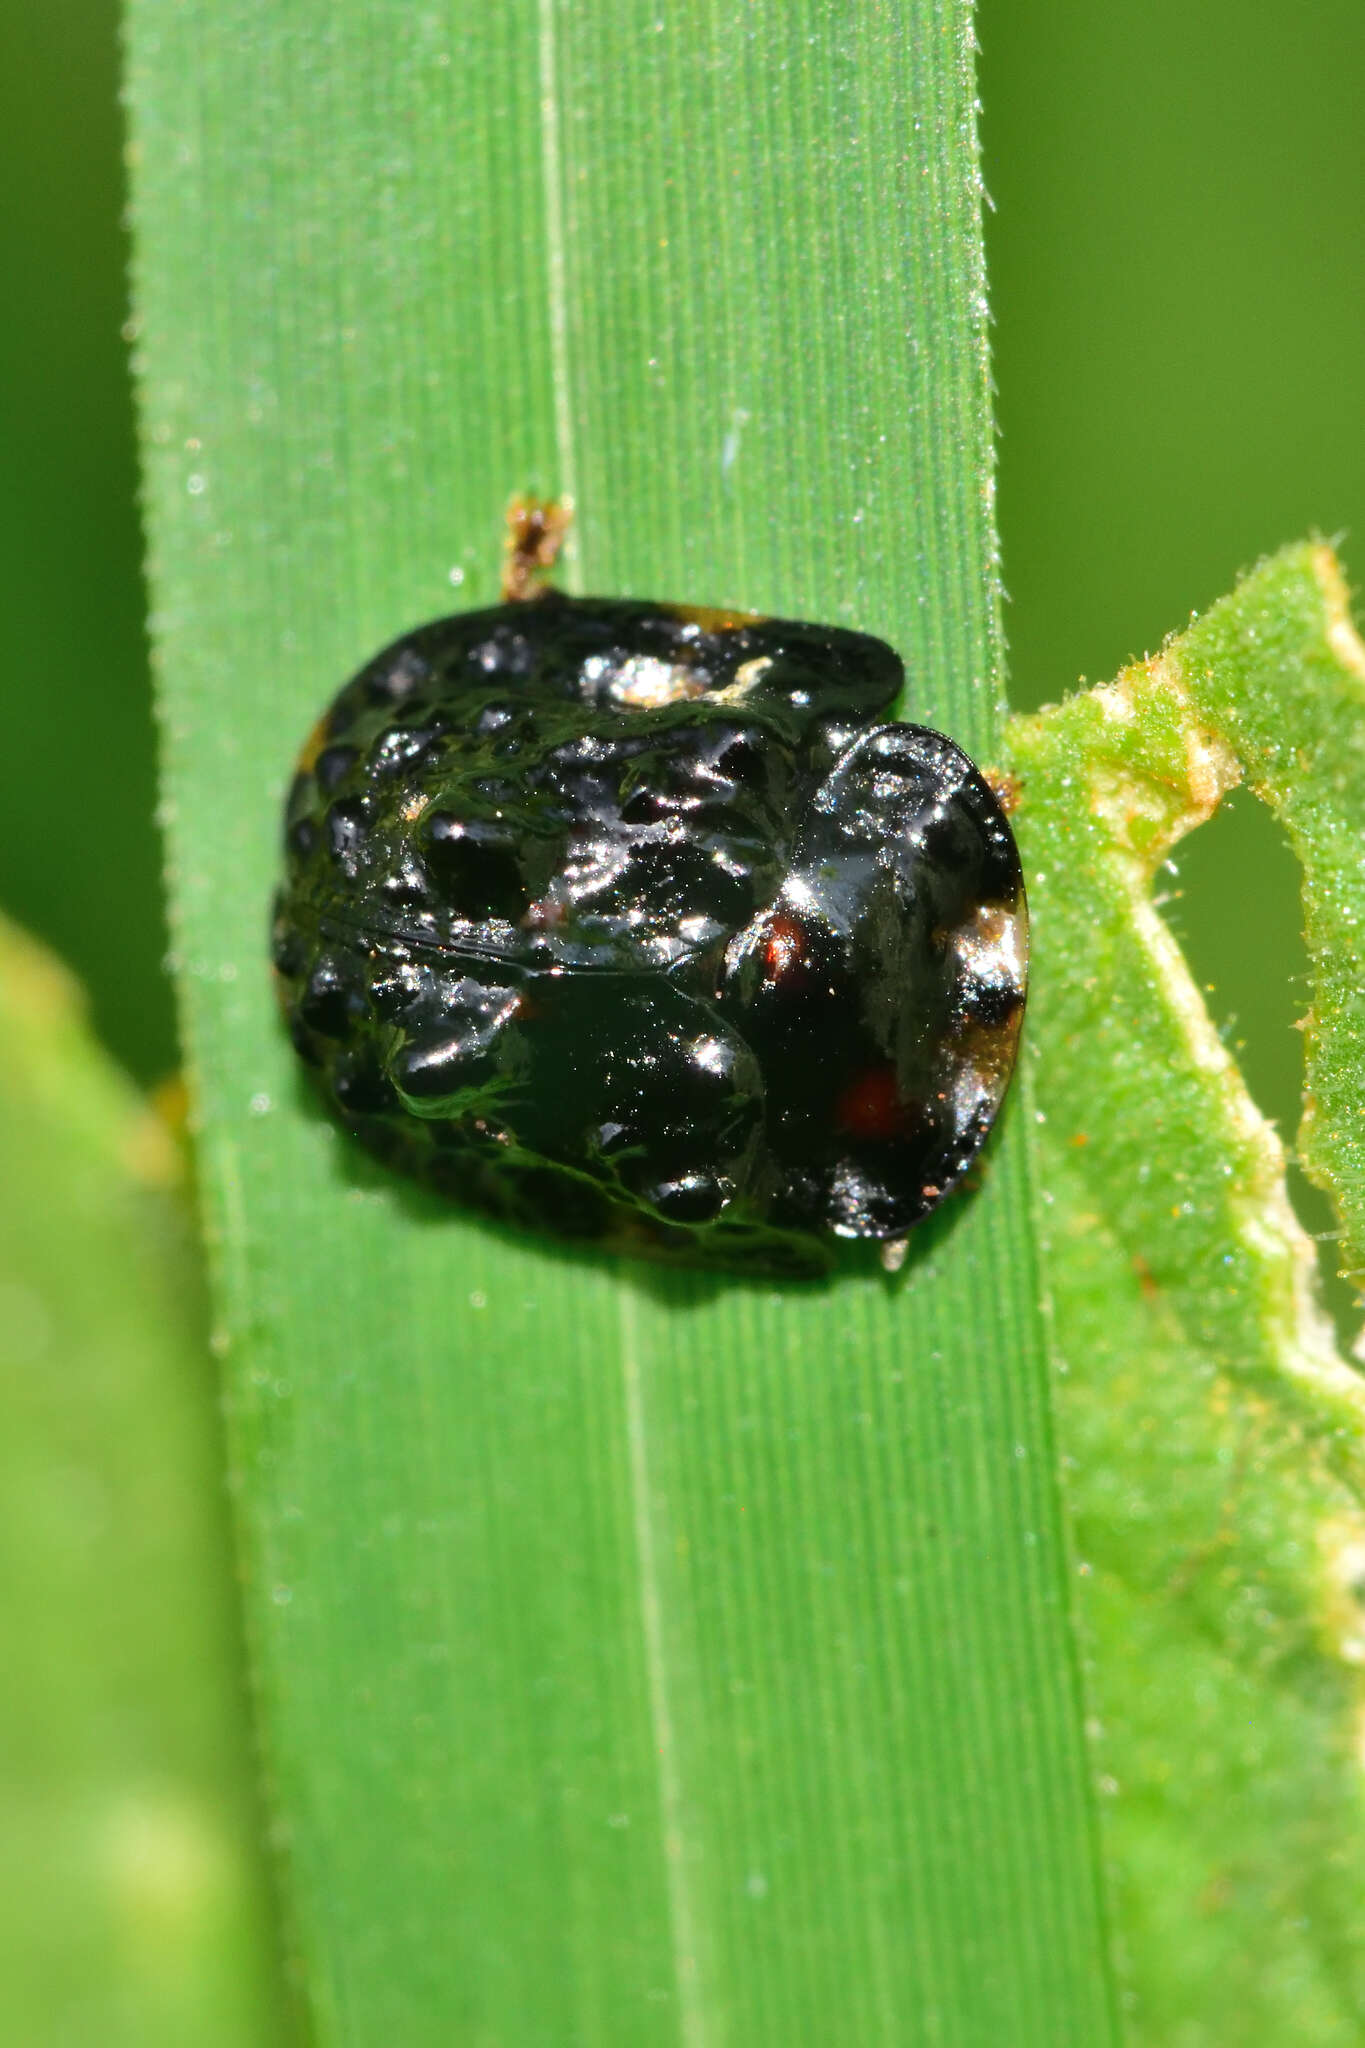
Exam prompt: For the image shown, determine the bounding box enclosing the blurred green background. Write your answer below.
[979,1,1365,1313]
[2,2,1364,2038]
[2,0,172,1082]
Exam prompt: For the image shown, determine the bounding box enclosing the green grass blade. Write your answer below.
[0,916,290,2045]
[125,3,1117,2040]
[1008,546,1365,2040]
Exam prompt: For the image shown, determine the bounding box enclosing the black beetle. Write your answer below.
[273,589,1026,1277]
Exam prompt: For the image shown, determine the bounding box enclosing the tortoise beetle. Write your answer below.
[272,589,1027,1277]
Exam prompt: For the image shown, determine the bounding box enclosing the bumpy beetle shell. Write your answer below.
[272,594,1027,1276]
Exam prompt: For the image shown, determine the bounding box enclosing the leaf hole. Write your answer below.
[1170,786,1359,1348]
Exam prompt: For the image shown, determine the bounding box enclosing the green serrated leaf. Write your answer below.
[1008,545,1365,2043]
[125,2,1116,2042]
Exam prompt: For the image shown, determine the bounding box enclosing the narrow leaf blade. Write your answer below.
[126,3,1116,2040]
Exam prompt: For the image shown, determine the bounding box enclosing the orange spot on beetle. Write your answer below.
[668,601,765,635]
[983,767,1021,815]
[295,715,331,774]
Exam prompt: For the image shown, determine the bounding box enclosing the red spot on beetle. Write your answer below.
[836,1065,915,1140]
[763,913,811,984]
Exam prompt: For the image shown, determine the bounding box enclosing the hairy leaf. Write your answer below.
[1009,544,1365,2042]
